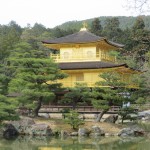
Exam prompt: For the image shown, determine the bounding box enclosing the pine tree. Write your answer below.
[8,42,67,117]
[0,94,18,123]
[61,83,92,110]
[91,71,130,122]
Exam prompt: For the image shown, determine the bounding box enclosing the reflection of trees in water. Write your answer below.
[0,136,51,150]
[0,136,150,150]
[97,137,148,150]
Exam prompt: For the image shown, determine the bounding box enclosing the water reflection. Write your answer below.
[0,135,150,150]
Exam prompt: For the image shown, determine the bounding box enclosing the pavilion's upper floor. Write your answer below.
[42,29,123,63]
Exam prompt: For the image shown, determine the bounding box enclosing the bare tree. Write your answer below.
[125,0,150,14]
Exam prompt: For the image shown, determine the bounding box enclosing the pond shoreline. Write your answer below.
[1,116,150,139]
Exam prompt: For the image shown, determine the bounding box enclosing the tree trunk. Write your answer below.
[72,99,77,110]
[121,116,125,124]
[95,110,107,122]
[33,97,42,117]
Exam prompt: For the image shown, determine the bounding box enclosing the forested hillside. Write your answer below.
[57,16,150,30]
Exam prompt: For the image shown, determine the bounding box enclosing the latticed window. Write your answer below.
[87,51,93,58]
[76,73,84,81]
[63,52,69,59]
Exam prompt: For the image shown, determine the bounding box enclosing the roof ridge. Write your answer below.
[42,30,123,48]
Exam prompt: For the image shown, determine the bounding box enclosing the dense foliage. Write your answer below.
[0,94,18,122]
[57,16,150,31]
[0,15,150,120]
[64,110,84,130]
[91,72,131,122]
[8,42,67,117]
[60,83,92,109]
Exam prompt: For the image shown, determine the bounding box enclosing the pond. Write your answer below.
[0,136,150,150]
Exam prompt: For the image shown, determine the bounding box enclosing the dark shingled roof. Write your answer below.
[58,61,127,70]
[42,30,124,48]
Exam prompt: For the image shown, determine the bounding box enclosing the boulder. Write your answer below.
[105,133,114,136]
[78,128,90,136]
[147,132,150,138]
[142,113,150,122]
[138,110,150,121]
[29,124,53,136]
[6,118,52,136]
[38,113,50,119]
[3,124,19,139]
[138,110,150,118]
[118,126,144,137]
[61,130,69,137]
[70,132,78,136]
[10,117,35,134]
[90,126,105,136]
[103,115,118,123]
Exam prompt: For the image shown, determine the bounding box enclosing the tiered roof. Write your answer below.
[42,30,124,48]
[58,61,127,70]
[42,29,140,73]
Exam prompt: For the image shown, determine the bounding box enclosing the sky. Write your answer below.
[0,0,149,28]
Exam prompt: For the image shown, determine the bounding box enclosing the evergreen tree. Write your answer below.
[102,17,123,42]
[132,16,145,30]
[131,73,150,106]
[91,71,130,122]
[21,23,48,50]
[0,21,22,96]
[0,94,18,123]
[52,27,77,38]
[90,18,103,36]
[64,110,84,130]
[52,27,65,38]
[129,16,150,69]
[61,83,92,110]
[8,42,67,117]
[0,21,22,62]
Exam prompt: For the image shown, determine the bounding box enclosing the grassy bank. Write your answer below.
[34,117,126,134]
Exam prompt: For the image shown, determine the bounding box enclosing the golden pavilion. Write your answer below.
[42,27,138,88]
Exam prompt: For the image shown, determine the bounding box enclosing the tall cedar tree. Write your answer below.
[130,16,150,69]
[102,17,123,42]
[8,42,67,117]
[90,18,103,36]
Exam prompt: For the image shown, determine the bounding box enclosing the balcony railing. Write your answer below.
[49,80,139,89]
[50,52,116,63]
[58,81,96,88]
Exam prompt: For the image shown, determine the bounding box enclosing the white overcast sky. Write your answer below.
[0,0,148,28]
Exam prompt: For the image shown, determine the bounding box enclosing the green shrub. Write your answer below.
[60,108,70,119]
[138,122,150,132]
[64,110,84,130]
[118,107,138,124]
